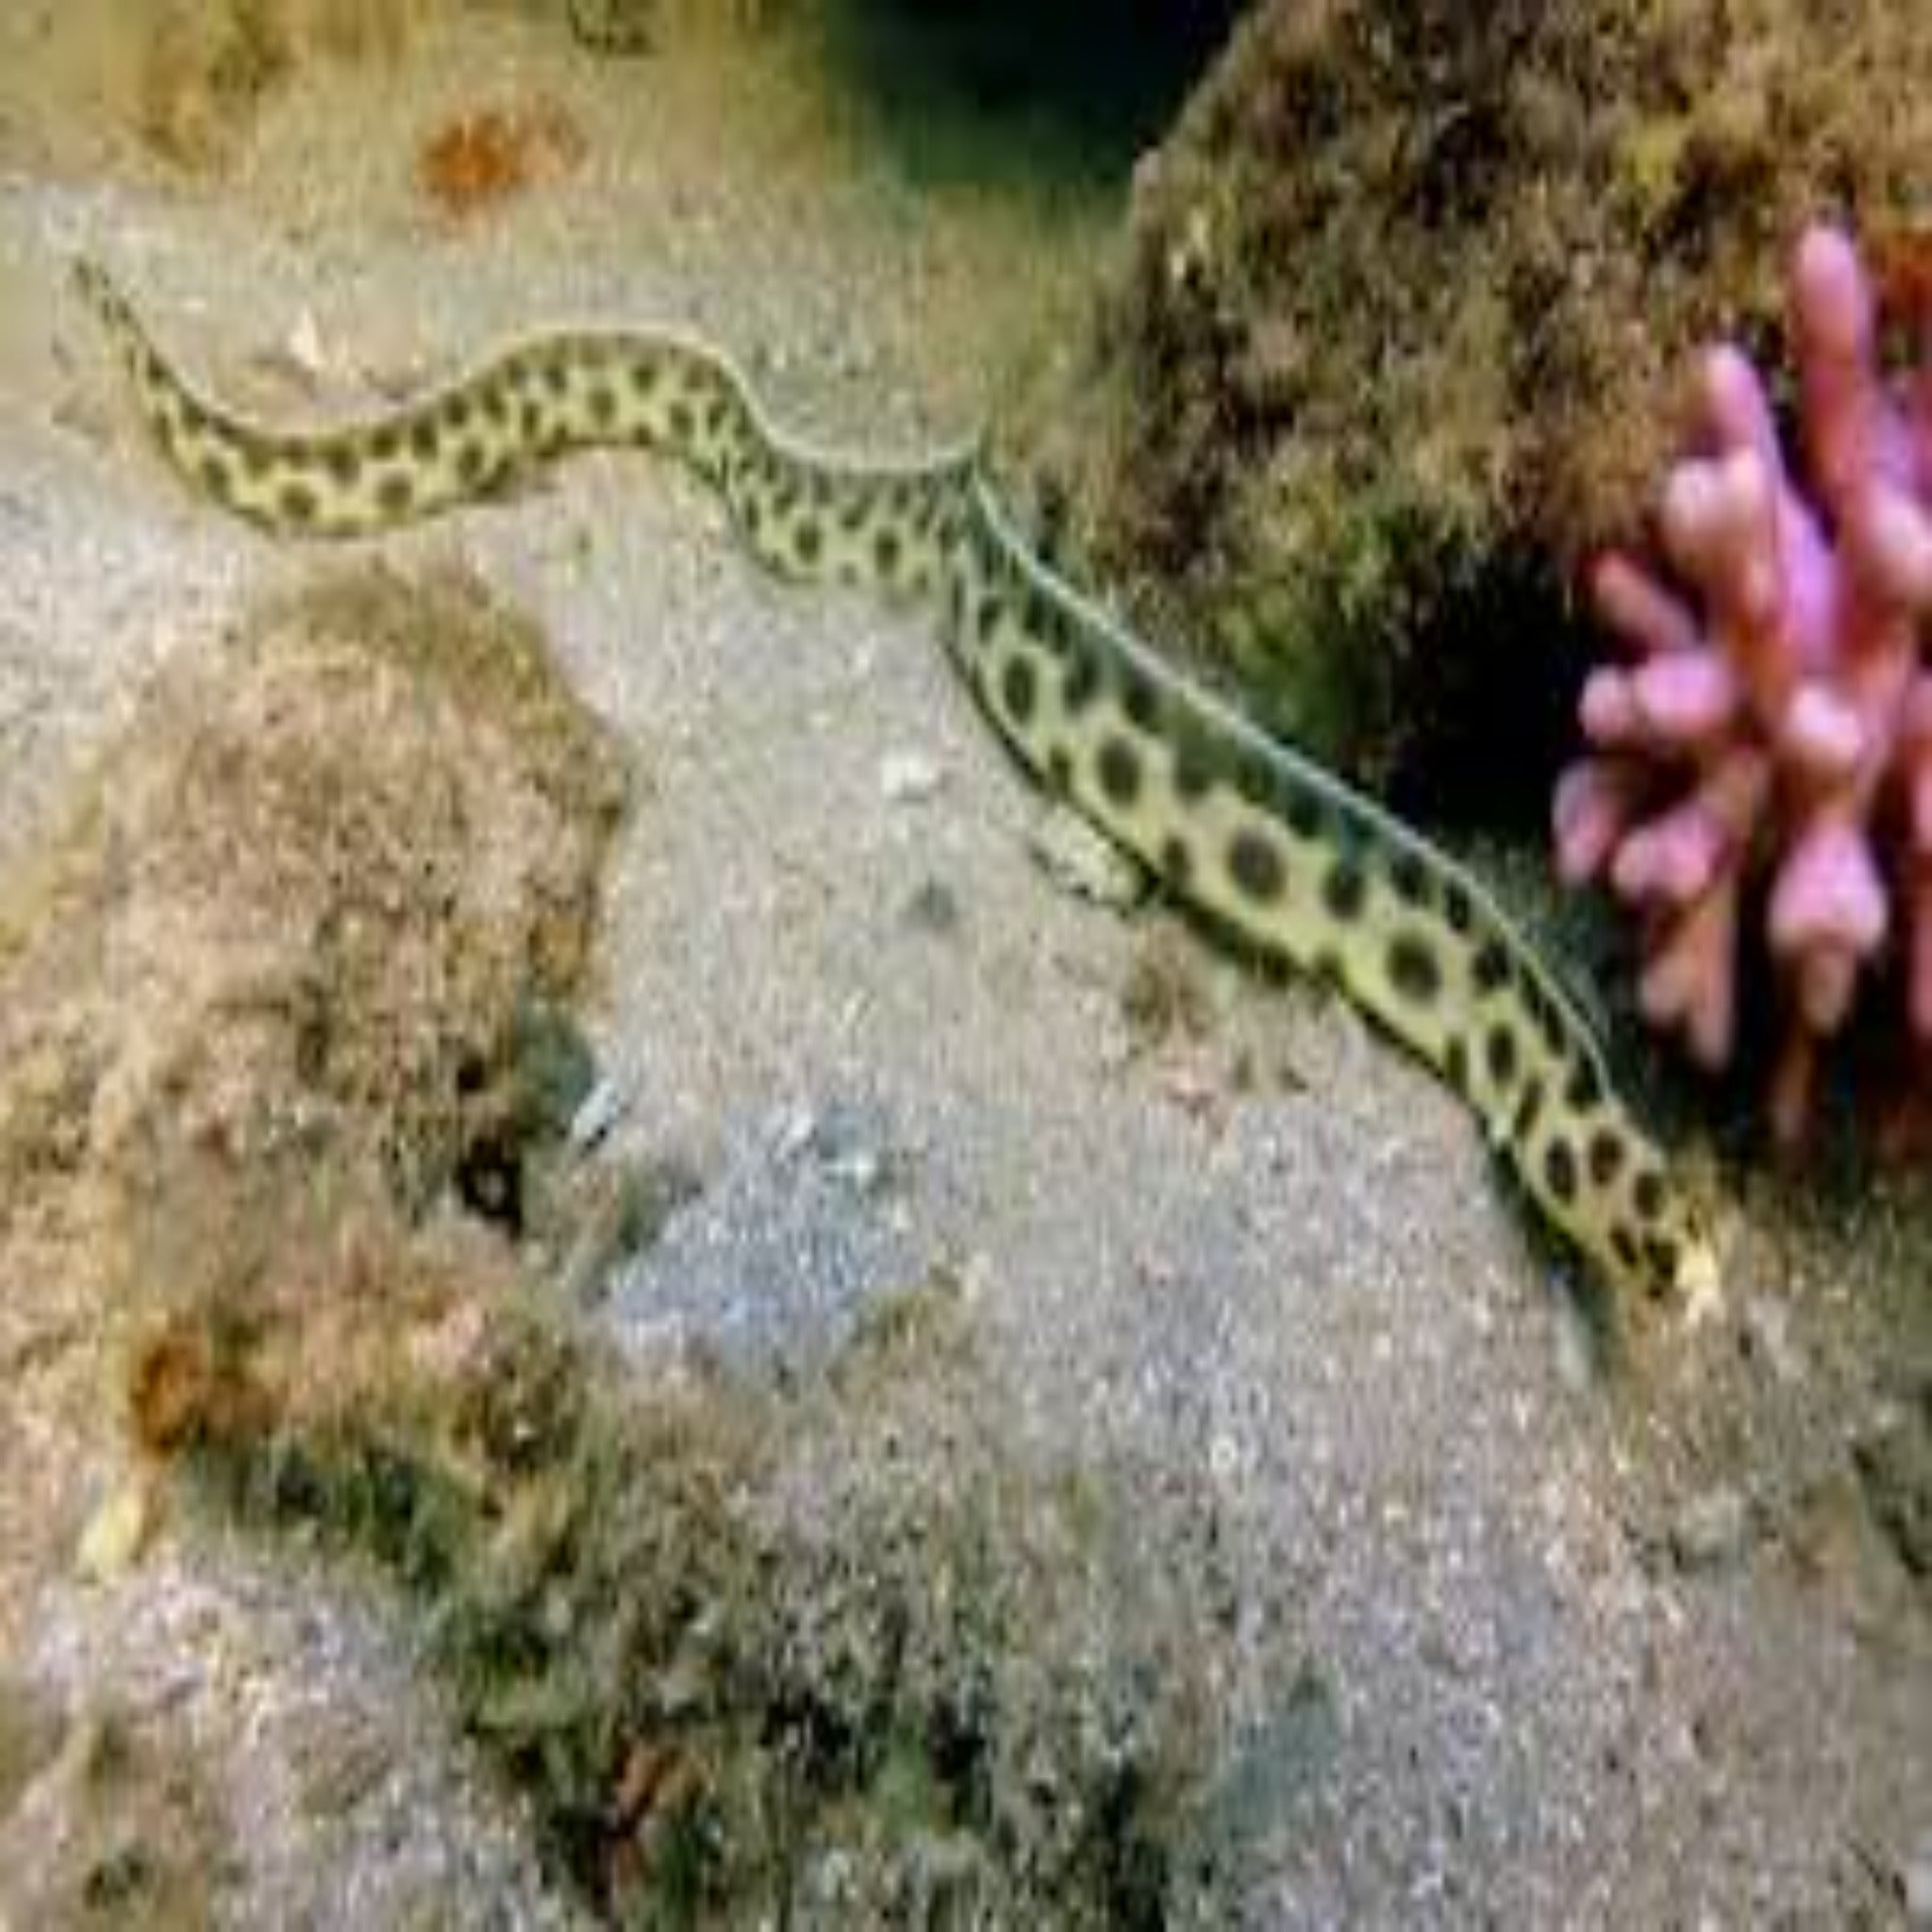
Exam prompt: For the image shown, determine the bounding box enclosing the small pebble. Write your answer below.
[1028,803,1147,908]
[878,749,943,804]
[825,1145,886,1194]
[903,877,961,935]
[76,1479,154,1582]
[1670,1486,1750,1570]
[1903,1842,1932,1925]
[568,1075,626,1151]
[1740,1292,1803,1381]
[1552,1295,1597,1393]
[286,309,326,377]
[773,1103,818,1162]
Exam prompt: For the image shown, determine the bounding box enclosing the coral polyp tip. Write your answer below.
[1556,221,1932,1141]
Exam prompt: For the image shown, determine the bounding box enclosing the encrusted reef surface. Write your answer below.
[1019,0,1932,808]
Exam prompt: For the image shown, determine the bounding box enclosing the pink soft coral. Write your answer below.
[1555,222,1932,1144]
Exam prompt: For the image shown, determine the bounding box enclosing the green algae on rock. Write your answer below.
[144,1253,1226,1923]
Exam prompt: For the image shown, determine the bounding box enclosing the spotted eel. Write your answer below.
[71,258,1718,1307]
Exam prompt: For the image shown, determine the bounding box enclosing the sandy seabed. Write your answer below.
[0,4,1925,1924]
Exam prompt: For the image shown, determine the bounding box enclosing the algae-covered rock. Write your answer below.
[0,562,629,1230]
[134,0,420,166]
[142,1251,1226,1924]
[1019,0,1932,808]
[0,563,629,1924]
[0,559,1249,1924]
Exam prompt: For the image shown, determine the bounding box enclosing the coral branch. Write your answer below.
[1557,222,1932,1141]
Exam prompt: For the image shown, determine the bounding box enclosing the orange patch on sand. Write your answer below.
[416,101,586,218]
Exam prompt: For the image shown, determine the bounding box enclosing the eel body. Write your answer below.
[71,258,1718,1307]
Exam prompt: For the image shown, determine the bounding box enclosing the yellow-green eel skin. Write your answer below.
[71,258,1720,1309]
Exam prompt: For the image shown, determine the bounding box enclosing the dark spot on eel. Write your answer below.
[1485,1024,1518,1090]
[1096,738,1142,808]
[1120,667,1159,731]
[1563,1058,1605,1114]
[1642,1235,1679,1292]
[1322,858,1367,922]
[999,654,1037,724]
[1171,741,1215,802]
[1227,827,1287,903]
[1061,648,1101,715]
[1387,933,1441,1003]
[1543,1138,1577,1205]
[1389,850,1429,907]
[276,479,318,525]
[1632,1170,1665,1223]
[1472,938,1510,995]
